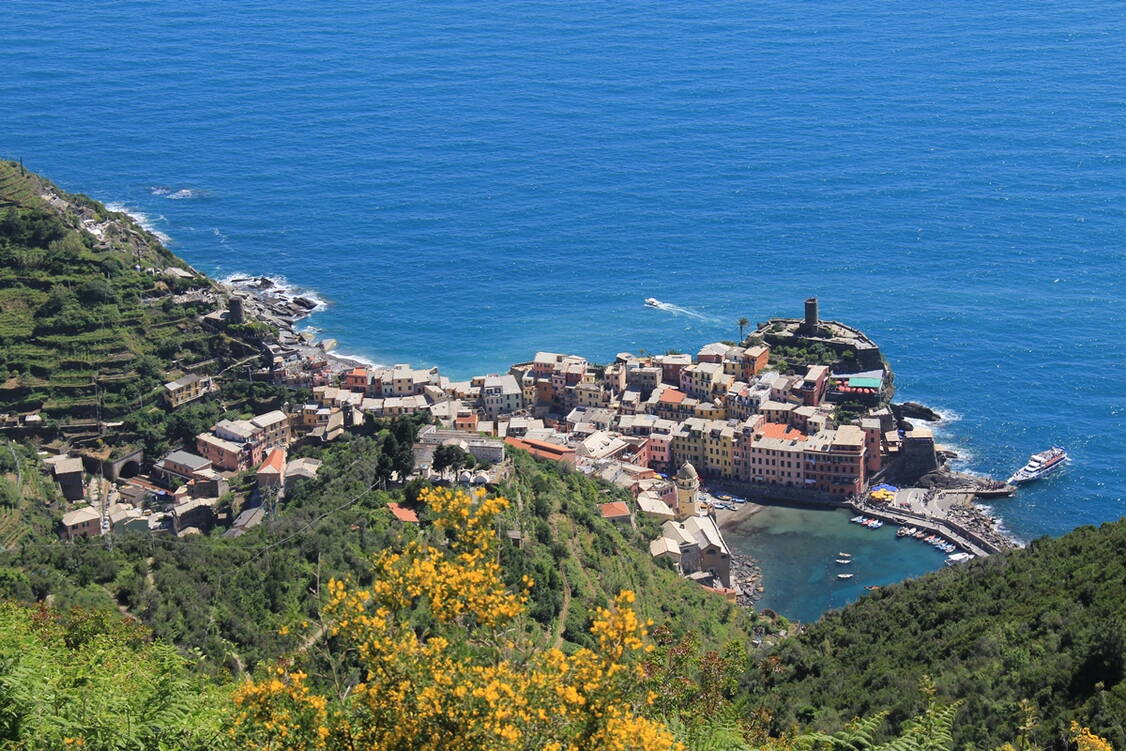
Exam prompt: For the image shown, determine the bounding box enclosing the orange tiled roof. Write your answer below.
[505,437,576,461]
[658,389,686,404]
[258,447,286,473]
[757,422,807,441]
[387,502,419,523]
[598,501,631,519]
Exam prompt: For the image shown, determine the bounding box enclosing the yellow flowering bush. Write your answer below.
[229,487,683,751]
[1071,722,1115,751]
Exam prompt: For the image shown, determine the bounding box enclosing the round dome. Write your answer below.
[676,462,699,481]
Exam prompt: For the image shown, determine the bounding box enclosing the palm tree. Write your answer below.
[737,317,749,341]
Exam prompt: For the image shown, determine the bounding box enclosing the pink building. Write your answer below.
[646,432,672,468]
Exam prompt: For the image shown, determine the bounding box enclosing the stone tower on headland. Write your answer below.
[800,297,819,335]
[674,462,701,519]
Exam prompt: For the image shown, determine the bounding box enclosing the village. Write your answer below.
[41,291,1014,605]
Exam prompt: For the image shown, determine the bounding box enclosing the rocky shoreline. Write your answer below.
[731,550,765,607]
[222,276,371,374]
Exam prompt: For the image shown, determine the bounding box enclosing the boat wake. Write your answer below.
[149,186,205,200]
[644,298,721,323]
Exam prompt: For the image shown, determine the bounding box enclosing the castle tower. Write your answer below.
[801,297,819,335]
[674,462,701,519]
[228,296,246,324]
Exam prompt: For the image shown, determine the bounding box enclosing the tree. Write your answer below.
[228,486,682,750]
[433,443,471,474]
[737,317,749,341]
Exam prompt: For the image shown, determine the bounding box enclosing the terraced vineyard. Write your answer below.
[0,159,243,421]
[0,508,25,549]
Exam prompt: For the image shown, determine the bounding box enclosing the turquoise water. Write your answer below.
[3,0,1125,618]
[728,507,952,623]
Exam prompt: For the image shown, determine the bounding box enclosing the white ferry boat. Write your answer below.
[1007,447,1068,484]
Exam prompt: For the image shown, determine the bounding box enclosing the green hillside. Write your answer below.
[0,159,254,424]
[0,433,755,674]
[747,518,1126,750]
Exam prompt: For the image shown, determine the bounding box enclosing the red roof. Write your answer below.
[757,422,807,441]
[387,502,419,524]
[658,389,686,404]
[598,501,631,519]
[258,447,286,473]
[345,367,368,378]
[505,437,576,462]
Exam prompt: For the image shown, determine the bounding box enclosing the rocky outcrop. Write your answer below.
[892,401,942,422]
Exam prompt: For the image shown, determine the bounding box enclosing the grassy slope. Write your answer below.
[749,518,1126,750]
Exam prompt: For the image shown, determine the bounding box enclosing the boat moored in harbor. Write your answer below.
[1007,447,1068,484]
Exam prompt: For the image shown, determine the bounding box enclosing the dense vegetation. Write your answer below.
[0,433,754,675]
[0,601,228,750]
[748,519,1126,750]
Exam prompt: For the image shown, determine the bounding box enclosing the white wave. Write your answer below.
[932,407,962,423]
[220,273,329,314]
[328,348,385,369]
[646,299,722,323]
[165,188,201,200]
[104,202,172,244]
[148,186,171,196]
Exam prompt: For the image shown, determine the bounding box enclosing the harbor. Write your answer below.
[724,505,955,623]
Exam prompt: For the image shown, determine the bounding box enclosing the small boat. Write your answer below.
[913,531,926,539]
[644,297,661,308]
[836,558,852,564]
[838,552,852,558]
[837,573,854,579]
[865,585,882,591]
[850,515,865,523]
[1007,447,1068,484]
[945,552,974,566]
[896,526,910,537]
[869,520,884,529]
[733,497,747,504]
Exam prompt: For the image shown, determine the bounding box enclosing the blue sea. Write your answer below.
[3,0,1124,619]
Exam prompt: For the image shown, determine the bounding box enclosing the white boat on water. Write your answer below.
[837,573,854,579]
[945,552,975,566]
[1007,447,1068,484]
[644,297,660,308]
[835,558,852,564]
[838,552,852,557]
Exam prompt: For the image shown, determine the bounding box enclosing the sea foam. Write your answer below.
[104,202,172,244]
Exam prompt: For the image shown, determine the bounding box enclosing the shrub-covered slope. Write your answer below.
[748,518,1126,750]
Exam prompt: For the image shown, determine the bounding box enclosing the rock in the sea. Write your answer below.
[293,296,317,310]
[893,401,943,422]
[319,338,337,352]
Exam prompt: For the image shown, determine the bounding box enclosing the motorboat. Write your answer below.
[837,573,854,579]
[1007,447,1068,484]
[835,558,852,564]
[838,552,852,558]
[644,297,661,308]
[945,552,975,566]
[850,515,865,523]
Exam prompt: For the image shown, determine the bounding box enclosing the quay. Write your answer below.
[847,488,1006,557]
